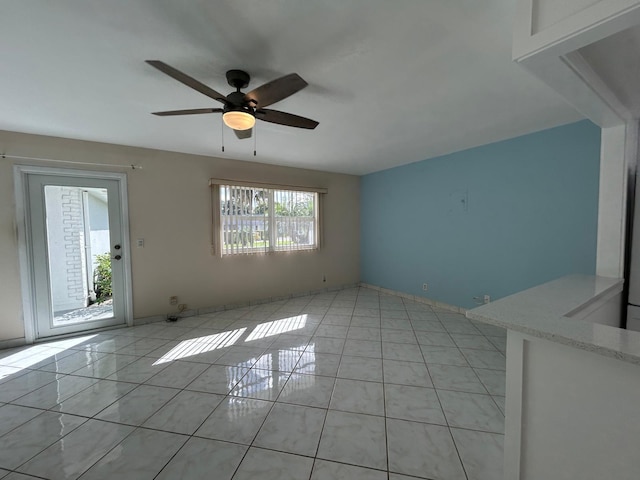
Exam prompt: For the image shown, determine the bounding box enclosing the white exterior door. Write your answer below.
[20,169,130,339]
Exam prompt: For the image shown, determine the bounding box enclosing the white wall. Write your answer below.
[0,130,360,342]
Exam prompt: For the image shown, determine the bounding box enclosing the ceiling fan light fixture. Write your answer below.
[222,110,255,131]
[147,62,318,132]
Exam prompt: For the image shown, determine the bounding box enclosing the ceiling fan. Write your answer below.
[146,60,319,139]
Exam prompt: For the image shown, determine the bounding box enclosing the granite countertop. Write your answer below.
[466,274,640,365]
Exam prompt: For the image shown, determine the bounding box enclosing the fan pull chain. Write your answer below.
[221,118,225,153]
[254,123,257,156]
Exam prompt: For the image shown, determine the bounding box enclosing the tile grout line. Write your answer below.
[308,292,354,479]
[377,292,392,478]
[0,287,506,479]
[227,291,326,480]
[412,299,472,480]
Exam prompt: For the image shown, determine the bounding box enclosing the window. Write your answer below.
[213,182,322,255]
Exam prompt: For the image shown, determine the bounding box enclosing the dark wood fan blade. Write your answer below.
[234,128,253,140]
[146,60,228,104]
[256,109,319,129]
[152,108,223,116]
[244,74,308,108]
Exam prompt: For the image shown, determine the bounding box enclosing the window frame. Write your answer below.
[210,178,326,257]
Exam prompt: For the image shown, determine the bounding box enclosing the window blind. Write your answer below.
[212,181,321,256]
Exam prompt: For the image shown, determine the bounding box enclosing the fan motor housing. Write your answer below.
[226,91,248,107]
[226,69,250,90]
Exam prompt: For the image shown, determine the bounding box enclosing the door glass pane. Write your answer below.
[44,185,113,326]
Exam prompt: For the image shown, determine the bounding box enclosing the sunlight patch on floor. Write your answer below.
[0,334,98,372]
[153,328,247,365]
[245,315,307,342]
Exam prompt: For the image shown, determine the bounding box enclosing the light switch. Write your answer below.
[136,238,144,248]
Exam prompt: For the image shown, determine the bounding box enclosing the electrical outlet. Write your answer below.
[178,303,187,311]
[483,294,491,304]
[422,283,428,291]
[169,296,178,305]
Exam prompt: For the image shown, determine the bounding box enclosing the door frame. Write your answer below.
[14,165,134,343]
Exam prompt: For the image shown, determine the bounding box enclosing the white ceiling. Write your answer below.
[0,0,582,175]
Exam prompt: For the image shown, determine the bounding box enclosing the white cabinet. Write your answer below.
[514,0,640,127]
[505,330,640,480]
[514,0,640,62]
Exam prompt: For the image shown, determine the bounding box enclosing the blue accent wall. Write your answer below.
[360,120,601,309]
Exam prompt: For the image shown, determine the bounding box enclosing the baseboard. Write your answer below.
[133,283,361,326]
[0,337,27,350]
[2,283,461,348]
[132,314,166,326]
[359,282,467,314]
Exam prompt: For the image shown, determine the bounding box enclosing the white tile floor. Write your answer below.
[0,287,506,480]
